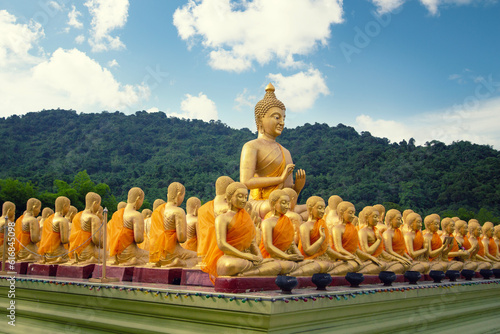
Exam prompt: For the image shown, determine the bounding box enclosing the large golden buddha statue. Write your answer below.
[1,201,16,258]
[202,182,281,281]
[240,83,306,219]
[38,196,71,264]
[108,187,148,266]
[149,182,198,267]
[69,192,102,264]
[15,198,41,262]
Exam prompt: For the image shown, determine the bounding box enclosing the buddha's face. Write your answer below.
[459,224,468,236]
[390,213,402,229]
[260,106,285,137]
[411,218,422,232]
[33,204,41,217]
[343,206,356,223]
[311,201,326,219]
[367,211,379,227]
[445,221,455,235]
[473,226,481,238]
[274,195,290,215]
[231,188,248,210]
[495,229,500,239]
[485,227,494,238]
[428,220,439,233]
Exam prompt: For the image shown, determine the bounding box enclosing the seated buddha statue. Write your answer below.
[282,188,303,245]
[137,209,152,251]
[197,176,234,259]
[331,202,384,274]
[298,196,360,275]
[382,209,429,273]
[149,182,198,267]
[15,198,41,262]
[1,201,16,258]
[108,187,148,266]
[480,222,500,269]
[439,218,467,271]
[325,195,343,230]
[202,182,281,281]
[467,221,493,270]
[65,205,78,231]
[423,214,454,271]
[260,190,321,276]
[453,220,478,271]
[401,209,414,234]
[69,192,102,264]
[181,197,201,252]
[494,225,500,255]
[403,213,431,273]
[240,83,306,219]
[358,208,407,274]
[373,204,388,236]
[38,207,54,243]
[38,196,71,264]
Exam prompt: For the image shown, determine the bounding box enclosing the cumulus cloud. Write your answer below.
[75,34,85,44]
[173,0,343,72]
[107,59,119,68]
[85,0,129,52]
[167,93,218,122]
[67,5,83,30]
[372,0,495,15]
[268,69,330,112]
[234,88,257,111]
[0,10,149,117]
[355,96,500,149]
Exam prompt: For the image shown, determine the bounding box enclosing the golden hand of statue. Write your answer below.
[371,257,383,267]
[281,164,295,182]
[319,226,326,239]
[287,253,304,261]
[294,169,306,193]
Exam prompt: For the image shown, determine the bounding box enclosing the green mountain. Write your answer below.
[1,109,499,223]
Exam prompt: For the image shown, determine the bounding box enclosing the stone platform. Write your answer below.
[1,261,29,275]
[1,274,499,333]
[56,264,95,279]
[27,263,58,276]
[133,267,182,285]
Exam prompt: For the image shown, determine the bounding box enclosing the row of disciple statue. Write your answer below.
[1,83,499,283]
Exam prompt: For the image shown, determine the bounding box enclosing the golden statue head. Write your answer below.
[26,198,42,216]
[406,212,422,231]
[127,187,144,209]
[153,199,166,211]
[455,220,467,234]
[327,195,343,211]
[373,204,385,220]
[254,83,286,131]
[55,196,71,215]
[2,201,15,220]
[42,207,54,219]
[186,197,201,214]
[142,209,152,219]
[85,192,102,211]
[225,182,248,210]
[167,182,185,203]
[385,209,402,228]
[215,176,234,196]
[482,221,494,235]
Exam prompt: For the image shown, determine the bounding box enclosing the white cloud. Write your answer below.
[173,0,343,72]
[372,0,495,15]
[67,5,83,29]
[267,69,330,112]
[146,107,160,113]
[107,59,119,68]
[85,0,129,52]
[75,34,85,44]
[355,96,500,149]
[167,93,218,122]
[0,10,44,68]
[234,88,257,111]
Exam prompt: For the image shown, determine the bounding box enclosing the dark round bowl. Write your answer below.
[378,271,397,286]
[345,272,364,288]
[429,270,446,283]
[404,271,422,285]
[445,270,460,282]
[312,273,332,290]
[492,269,500,279]
[461,269,475,281]
[479,269,493,279]
[275,275,298,294]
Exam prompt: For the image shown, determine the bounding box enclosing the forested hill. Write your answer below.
[1,109,499,223]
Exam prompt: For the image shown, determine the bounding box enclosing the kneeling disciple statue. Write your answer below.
[38,196,71,264]
[15,198,41,262]
[298,196,360,275]
[181,197,201,252]
[260,190,321,276]
[108,187,148,266]
[202,182,281,281]
[149,182,198,267]
[481,222,500,269]
[423,215,454,271]
[1,202,16,258]
[467,220,493,270]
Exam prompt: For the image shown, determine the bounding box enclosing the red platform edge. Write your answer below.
[132,267,182,284]
[92,265,135,281]
[27,263,58,276]
[181,268,212,287]
[1,262,29,275]
[56,264,95,279]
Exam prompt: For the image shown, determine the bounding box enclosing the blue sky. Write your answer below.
[1,0,499,148]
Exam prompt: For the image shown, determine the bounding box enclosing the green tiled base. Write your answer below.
[1,276,499,333]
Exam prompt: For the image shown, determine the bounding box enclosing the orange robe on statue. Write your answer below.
[149,203,177,263]
[413,230,424,252]
[477,237,485,257]
[38,214,61,255]
[259,215,294,258]
[250,144,286,201]
[197,200,215,257]
[488,237,498,257]
[366,227,384,258]
[429,233,443,261]
[68,212,91,258]
[108,209,135,257]
[202,209,255,283]
[463,236,472,250]
[182,236,197,252]
[332,222,359,254]
[14,215,25,254]
[392,229,407,256]
[298,219,329,259]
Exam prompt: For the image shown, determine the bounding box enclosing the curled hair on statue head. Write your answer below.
[268,189,288,207]
[225,182,248,203]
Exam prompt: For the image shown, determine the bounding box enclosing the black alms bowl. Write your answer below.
[275,275,298,294]
[461,269,475,281]
[479,269,493,279]
[312,273,332,290]
[429,270,446,283]
[445,270,460,282]
[345,272,364,288]
[378,271,397,286]
[404,271,421,285]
